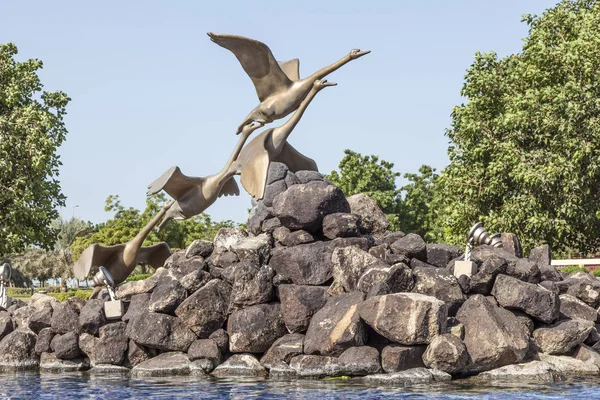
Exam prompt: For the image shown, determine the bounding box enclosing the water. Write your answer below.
[1,374,600,399]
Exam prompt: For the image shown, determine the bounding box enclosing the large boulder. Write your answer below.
[390,234,427,261]
[278,284,328,333]
[229,264,274,311]
[0,329,39,371]
[230,234,271,266]
[180,269,212,294]
[322,213,361,239]
[122,293,150,323]
[359,293,447,345]
[508,259,542,283]
[78,299,106,335]
[187,339,222,370]
[422,334,469,374]
[148,278,187,315]
[469,254,508,295]
[338,346,382,376]
[94,322,128,365]
[50,299,80,334]
[500,233,523,257]
[34,327,54,355]
[0,311,14,341]
[50,331,80,359]
[212,354,267,377]
[185,239,214,258]
[491,274,559,323]
[131,352,191,377]
[213,227,248,252]
[381,345,426,373]
[425,244,462,268]
[566,280,600,307]
[559,294,598,322]
[529,245,551,266]
[127,340,158,367]
[260,333,304,369]
[127,311,196,352]
[11,306,35,329]
[273,183,350,233]
[227,303,286,353]
[304,292,367,356]
[412,266,465,315]
[532,319,594,355]
[289,354,343,378]
[28,306,52,334]
[346,193,389,235]
[331,246,389,293]
[175,279,231,337]
[456,294,529,372]
[358,263,414,298]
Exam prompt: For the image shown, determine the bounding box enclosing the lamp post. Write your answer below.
[0,262,13,309]
[454,222,503,279]
[72,205,79,219]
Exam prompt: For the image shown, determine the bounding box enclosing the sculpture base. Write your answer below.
[454,261,477,278]
[104,300,124,320]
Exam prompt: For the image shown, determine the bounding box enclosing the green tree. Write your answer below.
[327,149,401,229]
[398,165,439,241]
[52,217,93,251]
[0,43,70,256]
[434,0,600,255]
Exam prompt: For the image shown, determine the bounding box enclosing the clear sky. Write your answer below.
[1,0,559,225]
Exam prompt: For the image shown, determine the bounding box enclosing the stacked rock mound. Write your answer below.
[2,163,600,385]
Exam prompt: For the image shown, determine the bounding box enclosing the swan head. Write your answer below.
[349,49,371,60]
[313,79,337,91]
[240,121,265,136]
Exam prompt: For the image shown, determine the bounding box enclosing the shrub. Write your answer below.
[125,273,153,283]
[558,265,588,274]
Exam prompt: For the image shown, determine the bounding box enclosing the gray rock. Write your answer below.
[229,263,274,311]
[180,269,212,294]
[209,249,240,269]
[247,202,273,235]
[500,233,523,257]
[538,353,599,375]
[90,364,130,375]
[273,183,350,233]
[559,294,598,322]
[304,292,367,356]
[116,268,167,298]
[533,319,594,355]
[529,245,551,266]
[269,241,333,285]
[231,234,271,266]
[172,256,205,276]
[469,254,508,295]
[78,333,98,361]
[190,359,214,375]
[471,245,520,272]
[331,246,389,293]
[187,339,221,370]
[322,213,361,239]
[338,346,382,376]
[289,354,343,378]
[263,180,289,207]
[260,333,304,369]
[29,293,60,311]
[12,306,35,329]
[278,284,329,333]
[573,344,600,367]
[346,194,389,235]
[567,280,600,307]
[127,311,196,352]
[507,258,541,283]
[131,352,191,377]
[28,306,52,334]
[0,329,39,371]
[273,226,291,243]
[268,360,298,379]
[422,334,468,374]
[456,294,529,372]
[281,230,314,247]
[51,331,80,359]
[78,299,106,335]
[359,293,447,345]
[361,367,451,386]
[266,162,289,185]
[228,303,286,353]
[0,311,13,341]
[122,293,150,323]
[261,217,282,233]
[214,227,248,251]
[186,239,214,258]
[381,345,426,373]
[149,278,187,315]
[538,264,562,282]
[35,327,54,355]
[94,322,128,365]
[510,310,535,334]
[412,266,465,315]
[175,279,231,337]
[127,340,158,367]
[212,354,267,377]
[491,274,559,323]
[209,329,229,354]
[164,250,186,270]
[40,352,89,372]
[361,263,414,298]
[426,244,462,268]
[295,170,324,184]
[476,361,562,383]
[390,234,427,261]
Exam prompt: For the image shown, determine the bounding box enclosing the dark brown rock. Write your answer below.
[469,254,508,295]
[331,246,389,293]
[229,264,274,311]
[338,346,382,376]
[289,354,343,378]
[390,233,427,261]
[175,279,231,338]
[322,213,361,239]
[260,333,304,369]
[185,239,214,258]
[34,327,54,355]
[28,306,52,334]
[422,334,469,374]
[209,329,229,354]
[492,274,559,323]
[278,284,329,333]
[78,299,106,335]
[412,266,465,315]
[426,244,462,268]
[381,345,426,372]
[533,319,594,355]
[559,294,598,322]
[51,331,80,360]
[0,329,39,371]
[122,293,149,323]
[50,299,80,334]
[228,303,286,353]
[0,311,13,341]
[127,311,196,352]
[187,339,222,370]
[281,230,314,247]
[127,340,158,367]
[346,193,389,235]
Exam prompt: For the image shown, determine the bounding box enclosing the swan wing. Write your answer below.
[136,242,172,269]
[147,166,204,200]
[72,243,124,280]
[273,141,319,172]
[208,33,292,101]
[278,59,300,81]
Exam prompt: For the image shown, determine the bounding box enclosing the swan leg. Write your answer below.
[236,108,269,134]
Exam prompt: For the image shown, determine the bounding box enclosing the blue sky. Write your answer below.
[1,0,559,224]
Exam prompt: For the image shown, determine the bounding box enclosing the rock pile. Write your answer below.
[2,162,600,385]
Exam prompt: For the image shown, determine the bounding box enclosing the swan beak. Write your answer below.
[323,81,337,87]
[356,50,371,57]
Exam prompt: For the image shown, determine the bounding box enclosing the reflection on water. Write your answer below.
[0,373,599,399]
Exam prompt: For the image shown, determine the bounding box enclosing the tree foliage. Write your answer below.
[434,0,600,255]
[0,43,70,256]
[398,165,439,241]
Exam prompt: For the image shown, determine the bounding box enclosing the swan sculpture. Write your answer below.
[147,122,264,229]
[208,33,369,134]
[228,79,336,200]
[73,200,174,299]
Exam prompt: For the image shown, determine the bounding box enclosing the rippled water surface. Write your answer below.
[1,374,600,399]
